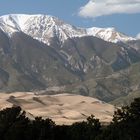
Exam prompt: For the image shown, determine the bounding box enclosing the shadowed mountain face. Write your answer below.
[0,14,140,104]
[0,30,82,92]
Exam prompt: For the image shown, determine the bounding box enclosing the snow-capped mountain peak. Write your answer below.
[0,14,86,44]
[86,27,136,43]
[21,14,86,44]
[0,14,31,33]
[0,14,136,44]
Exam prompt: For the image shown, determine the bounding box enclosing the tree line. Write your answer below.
[0,98,140,140]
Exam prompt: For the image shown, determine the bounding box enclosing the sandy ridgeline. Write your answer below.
[0,92,115,125]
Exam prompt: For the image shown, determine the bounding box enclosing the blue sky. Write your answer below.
[0,0,140,37]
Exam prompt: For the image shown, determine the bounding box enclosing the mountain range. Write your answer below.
[0,14,140,106]
[0,14,136,44]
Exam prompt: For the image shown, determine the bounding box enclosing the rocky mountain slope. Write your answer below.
[0,14,140,104]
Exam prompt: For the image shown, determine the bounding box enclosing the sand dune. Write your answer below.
[0,92,115,125]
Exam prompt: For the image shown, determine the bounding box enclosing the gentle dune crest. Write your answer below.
[0,92,115,125]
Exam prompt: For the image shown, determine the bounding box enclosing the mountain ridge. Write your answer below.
[0,14,136,44]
